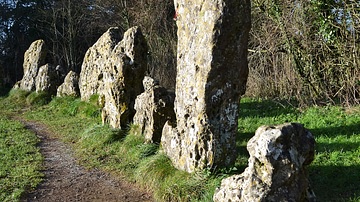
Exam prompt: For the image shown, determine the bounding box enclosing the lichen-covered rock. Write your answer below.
[14,39,47,91]
[133,76,175,143]
[57,71,80,97]
[161,0,251,172]
[35,63,63,94]
[78,26,147,128]
[101,26,148,128]
[213,123,316,202]
[79,27,123,101]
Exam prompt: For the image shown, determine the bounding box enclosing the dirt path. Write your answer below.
[19,119,153,202]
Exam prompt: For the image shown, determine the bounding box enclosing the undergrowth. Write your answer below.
[1,91,359,201]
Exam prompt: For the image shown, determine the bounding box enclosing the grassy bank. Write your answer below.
[1,90,359,201]
[0,109,43,201]
[21,95,221,201]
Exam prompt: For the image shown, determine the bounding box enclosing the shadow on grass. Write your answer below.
[309,123,360,152]
[310,165,360,201]
[239,99,298,119]
[104,128,129,144]
[309,123,360,138]
[233,131,253,172]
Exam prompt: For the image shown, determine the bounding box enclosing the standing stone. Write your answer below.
[213,123,316,202]
[14,39,47,91]
[133,76,175,143]
[101,26,148,128]
[79,26,147,129]
[35,63,63,94]
[79,27,123,101]
[161,0,251,172]
[57,71,80,97]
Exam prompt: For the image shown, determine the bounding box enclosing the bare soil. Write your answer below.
[19,119,153,202]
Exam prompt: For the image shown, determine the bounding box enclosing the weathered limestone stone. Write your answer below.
[79,26,147,128]
[101,26,148,128]
[57,71,80,97]
[133,76,175,143]
[14,39,47,91]
[35,63,63,94]
[79,27,122,101]
[161,0,251,172]
[213,123,316,202]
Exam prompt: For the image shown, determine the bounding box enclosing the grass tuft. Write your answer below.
[26,91,52,106]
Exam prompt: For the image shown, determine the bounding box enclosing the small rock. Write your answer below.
[35,63,63,94]
[213,123,316,202]
[133,76,175,143]
[57,71,80,97]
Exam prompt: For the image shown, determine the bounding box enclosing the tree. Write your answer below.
[247,0,359,105]
[0,0,47,86]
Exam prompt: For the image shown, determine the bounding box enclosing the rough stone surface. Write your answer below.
[35,63,63,94]
[14,39,47,91]
[133,76,175,143]
[100,26,148,129]
[213,123,316,202]
[57,71,80,97]
[161,0,251,172]
[79,26,147,128]
[79,27,123,101]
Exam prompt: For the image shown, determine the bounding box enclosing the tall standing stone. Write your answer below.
[79,27,122,101]
[79,26,147,129]
[14,39,47,91]
[161,0,251,172]
[101,26,148,128]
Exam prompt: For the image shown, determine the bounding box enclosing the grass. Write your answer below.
[0,116,43,202]
[0,91,359,201]
[22,95,221,201]
[237,98,360,201]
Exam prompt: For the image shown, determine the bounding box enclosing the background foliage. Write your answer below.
[247,0,359,105]
[0,0,359,104]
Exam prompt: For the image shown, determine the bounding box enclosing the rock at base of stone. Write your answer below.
[35,64,64,94]
[57,71,80,97]
[133,76,175,143]
[213,123,316,202]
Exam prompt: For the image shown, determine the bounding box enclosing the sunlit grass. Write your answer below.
[1,91,359,201]
[22,96,220,201]
[237,98,360,201]
[0,117,43,201]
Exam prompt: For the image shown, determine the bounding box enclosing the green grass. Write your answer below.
[0,117,43,202]
[237,98,360,201]
[1,91,359,201]
[22,96,221,201]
